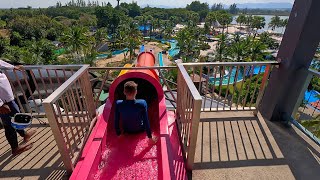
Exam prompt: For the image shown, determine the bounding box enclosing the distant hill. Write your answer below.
[237,3,293,9]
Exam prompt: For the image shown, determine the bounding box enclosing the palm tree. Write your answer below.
[251,16,266,38]
[268,15,281,31]
[218,12,233,34]
[94,28,108,48]
[236,14,246,28]
[227,34,249,62]
[123,21,142,61]
[215,33,227,61]
[60,26,91,61]
[187,12,200,27]
[280,18,288,34]
[246,38,268,62]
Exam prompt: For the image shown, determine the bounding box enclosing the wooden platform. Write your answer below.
[0,119,67,180]
[192,111,320,180]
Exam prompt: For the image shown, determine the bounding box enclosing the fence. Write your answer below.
[292,68,320,145]
[182,61,279,113]
[176,63,202,170]
[43,65,96,172]
[0,65,82,116]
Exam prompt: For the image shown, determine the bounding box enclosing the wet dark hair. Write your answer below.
[124,81,137,95]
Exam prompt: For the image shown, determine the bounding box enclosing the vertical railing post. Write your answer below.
[176,67,183,121]
[186,99,202,170]
[254,65,271,116]
[80,69,96,120]
[43,103,74,173]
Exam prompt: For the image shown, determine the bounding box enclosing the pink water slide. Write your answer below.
[70,52,187,180]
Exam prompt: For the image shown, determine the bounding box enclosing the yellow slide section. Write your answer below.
[118,64,133,77]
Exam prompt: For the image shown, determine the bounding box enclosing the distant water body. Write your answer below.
[232,15,289,34]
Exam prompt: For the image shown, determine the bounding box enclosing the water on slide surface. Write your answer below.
[95,110,162,180]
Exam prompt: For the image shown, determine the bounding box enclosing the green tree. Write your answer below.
[187,12,200,27]
[215,33,227,61]
[186,1,209,20]
[246,38,268,62]
[60,26,91,61]
[94,28,108,47]
[236,14,246,28]
[229,3,238,14]
[268,15,281,31]
[176,26,201,62]
[251,16,266,37]
[259,32,279,50]
[280,18,288,34]
[235,74,263,107]
[78,14,97,27]
[0,36,9,56]
[122,21,142,61]
[227,34,250,62]
[211,3,223,11]
[217,11,233,33]
[0,20,6,28]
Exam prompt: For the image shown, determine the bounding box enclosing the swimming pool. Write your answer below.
[168,40,180,57]
[207,66,266,86]
[96,48,128,59]
[305,90,320,103]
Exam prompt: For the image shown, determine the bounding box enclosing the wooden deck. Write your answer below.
[192,111,320,180]
[1,111,319,180]
[0,119,67,180]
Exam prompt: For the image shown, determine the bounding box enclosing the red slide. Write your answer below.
[70,52,187,180]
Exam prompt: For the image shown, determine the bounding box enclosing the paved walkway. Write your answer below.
[0,119,67,180]
[193,111,320,180]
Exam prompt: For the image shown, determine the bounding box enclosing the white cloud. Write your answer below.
[0,0,294,8]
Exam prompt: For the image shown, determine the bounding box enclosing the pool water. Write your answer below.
[96,48,128,59]
[158,53,164,67]
[304,90,320,103]
[168,40,180,57]
[208,66,266,85]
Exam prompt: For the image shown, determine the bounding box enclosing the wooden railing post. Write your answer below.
[254,65,272,116]
[80,69,96,119]
[176,63,202,170]
[186,99,202,170]
[176,67,183,120]
[43,103,74,173]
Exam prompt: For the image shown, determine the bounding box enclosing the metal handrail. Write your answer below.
[182,61,280,66]
[89,66,177,70]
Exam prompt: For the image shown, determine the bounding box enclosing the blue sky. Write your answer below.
[1,0,294,8]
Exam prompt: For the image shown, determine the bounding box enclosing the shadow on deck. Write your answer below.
[192,111,320,180]
[0,119,68,180]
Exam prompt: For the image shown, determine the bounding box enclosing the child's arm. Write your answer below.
[143,101,152,138]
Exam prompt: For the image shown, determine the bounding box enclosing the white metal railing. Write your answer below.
[43,65,96,172]
[176,63,202,170]
[182,61,279,113]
